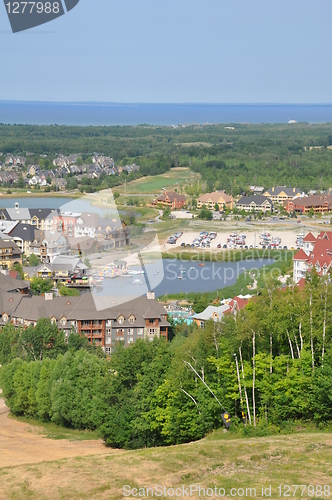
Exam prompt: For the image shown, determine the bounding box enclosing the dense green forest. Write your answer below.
[1,273,332,449]
[2,123,332,192]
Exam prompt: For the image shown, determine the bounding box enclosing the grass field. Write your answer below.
[1,426,332,499]
[116,167,200,195]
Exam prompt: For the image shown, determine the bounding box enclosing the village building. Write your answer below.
[153,191,186,210]
[263,186,305,204]
[0,239,22,269]
[197,191,234,211]
[236,195,273,213]
[284,194,332,214]
[0,290,169,354]
[192,295,251,328]
[30,208,55,230]
[293,231,332,283]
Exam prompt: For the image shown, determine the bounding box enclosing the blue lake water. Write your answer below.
[1,102,332,126]
[92,258,274,300]
[0,197,74,209]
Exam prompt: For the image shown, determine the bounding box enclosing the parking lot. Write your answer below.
[165,229,306,251]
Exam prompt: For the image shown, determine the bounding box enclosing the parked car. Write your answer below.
[217,243,221,248]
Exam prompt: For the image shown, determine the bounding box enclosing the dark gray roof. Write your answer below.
[7,291,169,327]
[265,186,303,196]
[0,273,30,293]
[8,223,42,242]
[236,195,273,206]
[0,209,11,220]
[29,208,55,220]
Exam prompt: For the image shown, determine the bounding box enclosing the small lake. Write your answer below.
[0,196,131,217]
[0,197,74,209]
[92,258,274,305]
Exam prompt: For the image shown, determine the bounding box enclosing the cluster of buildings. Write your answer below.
[0,152,140,191]
[194,186,332,215]
[0,203,129,269]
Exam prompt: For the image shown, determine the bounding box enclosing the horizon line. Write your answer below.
[1,100,332,106]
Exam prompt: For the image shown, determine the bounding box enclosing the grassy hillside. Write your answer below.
[1,428,331,499]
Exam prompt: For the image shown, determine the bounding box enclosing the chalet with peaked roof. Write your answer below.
[153,191,186,210]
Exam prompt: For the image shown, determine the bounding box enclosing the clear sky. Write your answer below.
[1,0,332,103]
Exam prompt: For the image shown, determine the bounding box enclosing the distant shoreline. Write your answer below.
[1,102,332,126]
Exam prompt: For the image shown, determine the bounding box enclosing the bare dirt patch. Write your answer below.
[0,399,111,468]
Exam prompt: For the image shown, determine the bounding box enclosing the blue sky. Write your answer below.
[1,0,331,103]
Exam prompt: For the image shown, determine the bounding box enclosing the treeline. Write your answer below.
[1,274,332,448]
[3,123,332,191]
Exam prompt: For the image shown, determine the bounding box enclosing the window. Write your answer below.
[127,328,133,335]
[116,328,124,336]
[117,315,124,325]
[128,315,135,324]
[105,347,111,354]
[106,319,112,326]
[106,328,111,334]
[106,336,111,344]
[137,328,143,336]
[127,337,133,344]
[60,317,66,326]
[148,328,156,335]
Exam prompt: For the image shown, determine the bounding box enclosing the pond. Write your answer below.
[91,257,274,306]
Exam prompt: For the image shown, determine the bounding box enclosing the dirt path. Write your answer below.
[0,398,110,468]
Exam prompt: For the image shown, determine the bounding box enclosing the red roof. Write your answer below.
[297,278,306,290]
[303,232,316,243]
[293,249,309,261]
[317,231,332,241]
[8,270,19,280]
[306,237,332,269]
[228,296,249,311]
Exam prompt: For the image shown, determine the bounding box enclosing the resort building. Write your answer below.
[0,289,170,354]
[236,195,273,213]
[284,194,332,214]
[153,191,186,210]
[263,186,305,204]
[197,191,234,211]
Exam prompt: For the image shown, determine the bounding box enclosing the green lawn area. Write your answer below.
[116,167,200,194]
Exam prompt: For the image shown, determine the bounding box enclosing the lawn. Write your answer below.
[116,167,200,195]
[1,428,331,499]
